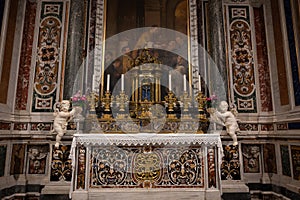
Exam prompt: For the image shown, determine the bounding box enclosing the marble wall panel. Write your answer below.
[10,144,26,175]
[15,0,37,110]
[226,5,257,113]
[242,144,260,173]
[31,1,64,112]
[280,145,291,177]
[50,145,72,181]
[291,145,300,180]
[27,144,49,174]
[0,145,7,176]
[221,145,240,180]
[253,6,273,112]
[263,144,277,173]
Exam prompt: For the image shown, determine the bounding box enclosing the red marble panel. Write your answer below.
[254,7,273,112]
[15,1,37,110]
[0,121,11,130]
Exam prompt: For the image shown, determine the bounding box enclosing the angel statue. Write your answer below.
[208,101,240,146]
[51,100,82,148]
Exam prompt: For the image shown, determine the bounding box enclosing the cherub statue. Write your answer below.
[208,101,240,146]
[51,100,82,148]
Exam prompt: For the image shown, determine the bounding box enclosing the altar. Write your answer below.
[70,133,223,200]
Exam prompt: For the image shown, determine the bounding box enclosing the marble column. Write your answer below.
[207,0,228,100]
[63,0,86,99]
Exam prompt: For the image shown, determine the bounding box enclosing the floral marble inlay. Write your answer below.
[50,145,72,181]
[32,2,64,112]
[91,145,204,188]
[221,145,240,180]
[227,6,257,113]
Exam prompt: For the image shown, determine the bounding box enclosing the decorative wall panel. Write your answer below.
[91,145,204,188]
[221,145,240,180]
[227,6,257,113]
[242,144,260,173]
[253,6,273,112]
[27,145,49,174]
[263,144,277,173]
[15,0,37,110]
[50,145,72,181]
[10,144,26,175]
[291,145,300,180]
[283,0,300,106]
[0,145,7,177]
[32,2,64,112]
[280,145,291,177]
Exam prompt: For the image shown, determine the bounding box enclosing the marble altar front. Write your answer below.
[70,133,223,200]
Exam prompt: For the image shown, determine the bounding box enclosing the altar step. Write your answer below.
[72,189,221,200]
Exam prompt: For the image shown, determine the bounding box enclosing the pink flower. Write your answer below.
[206,97,211,101]
[81,95,87,101]
[72,97,78,101]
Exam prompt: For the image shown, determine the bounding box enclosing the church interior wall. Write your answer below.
[0,0,300,199]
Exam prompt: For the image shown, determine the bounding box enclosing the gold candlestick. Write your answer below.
[195,91,207,121]
[101,91,113,119]
[164,91,177,119]
[87,91,98,112]
[180,91,191,119]
[115,91,129,119]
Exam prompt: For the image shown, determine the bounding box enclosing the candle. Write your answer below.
[121,74,124,91]
[198,74,201,92]
[169,74,172,91]
[107,74,110,91]
[183,74,186,92]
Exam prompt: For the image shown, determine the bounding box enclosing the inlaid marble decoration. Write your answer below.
[280,145,291,177]
[242,144,260,173]
[32,2,64,112]
[291,145,300,180]
[91,146,204,188]
[50,145,72,181]
[0,121,11,130]
[226,6,257,113]
[77,146,86,189]
[10,144,26,175]
[0,145,7,177]
[253,7,273,112]
[263,144,277,173]
[15,0,37,110]
[207,147,217,187]
[221,145,240,180]
[27,145,49,174]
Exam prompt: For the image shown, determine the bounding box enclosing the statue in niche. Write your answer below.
[208,101,239,146]
[51,100,82,148]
